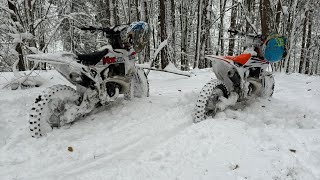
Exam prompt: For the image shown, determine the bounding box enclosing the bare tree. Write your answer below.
[299,9,309,74]
[170,0,176,65]
[228,0,237,56]
[7,1,25,71]
[217,0,227,56]
[180,1,189,70]
[305,9,312,74]
[260,0,273,37]
[159,0,168,69]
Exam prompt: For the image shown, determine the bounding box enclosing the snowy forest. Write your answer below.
[0,0,319,74]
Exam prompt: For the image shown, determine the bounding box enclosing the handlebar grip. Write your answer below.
[80,26,96,31]
[80,26,114,36]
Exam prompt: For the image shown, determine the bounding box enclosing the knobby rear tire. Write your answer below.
[29,85,80,138]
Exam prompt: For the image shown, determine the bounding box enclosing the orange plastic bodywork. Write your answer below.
[224,53,252,65]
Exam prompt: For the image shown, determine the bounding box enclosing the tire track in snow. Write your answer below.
[27,93,194,180]
[30,121,191,180]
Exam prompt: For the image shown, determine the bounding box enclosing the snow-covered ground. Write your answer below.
[0,69,320,180]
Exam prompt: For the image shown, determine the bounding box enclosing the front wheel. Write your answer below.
[194,79,229,123]
[125,67,149,99]
[29,85,80,138]
[133,67,149,98]
[261,72,275,97]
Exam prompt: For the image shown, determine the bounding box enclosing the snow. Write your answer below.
[153,39,168,59]
[243,47,258,56]
[8,33,23,44]
[7,32,33,44]
[245,16,257,34]
[0,69,320,180]
[27,47,41,54]
[0,5,15,15]
[282,6,289,15]
[0,24,16,32]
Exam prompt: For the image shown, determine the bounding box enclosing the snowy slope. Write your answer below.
[0,69,320,180]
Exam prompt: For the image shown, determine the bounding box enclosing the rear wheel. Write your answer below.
[194,80,229,123]
[29,85,80,138]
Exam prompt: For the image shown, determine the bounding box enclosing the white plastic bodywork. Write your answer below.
[205,54,271,100]
[26,47,143,127]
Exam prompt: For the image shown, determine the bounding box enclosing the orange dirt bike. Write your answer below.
[194,29,286,123]
[27,25,149,137]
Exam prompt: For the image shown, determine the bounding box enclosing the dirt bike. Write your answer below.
[27,26,149,138]
[193,29,283,123]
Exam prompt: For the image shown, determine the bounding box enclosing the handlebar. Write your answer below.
[227,29,241,35]
[79,26,114,37]
[228,29,265,40]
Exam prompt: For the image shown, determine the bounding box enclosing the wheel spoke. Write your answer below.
[204,89,223,116]
[47,99,65,127]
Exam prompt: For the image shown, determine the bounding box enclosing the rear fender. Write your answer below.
[27,52,98,86]
[27,52,87,75]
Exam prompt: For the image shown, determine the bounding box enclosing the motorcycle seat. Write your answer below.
[77,49,109,65]
[224,53,251,65]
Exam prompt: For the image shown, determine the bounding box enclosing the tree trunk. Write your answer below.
[260,0,273,37]
[299,10,308,74]
[70,1,75,52]
[152,32,159,67]
[205,36,212,67]
[135,0,140,21]
[143,0,150,63]
[111,0,119,25]
[245,0,252,32]
[170,0,176,65]
[199,0,212,68]
[194,0,202,68]
[8,1,25,71]
[315,48,320,74]
[97,0,111,26]
[180,2,189,71]
[283,0,299,73]
[25,0,37,69]
[159,0,168,69]
[305,10,312,74]
[217,0,227,55]
[275,0,282,33]
[228,0,237,56]
[128,0,131,22]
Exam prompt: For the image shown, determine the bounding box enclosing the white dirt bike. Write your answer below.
[194,30,280,123]
[27,26,149,138]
